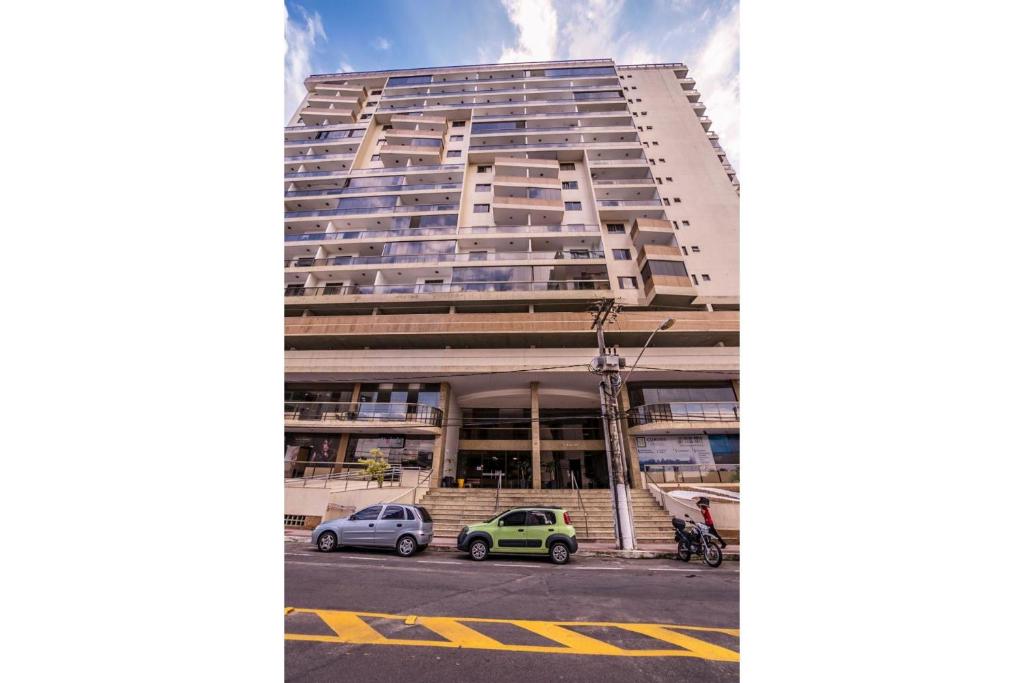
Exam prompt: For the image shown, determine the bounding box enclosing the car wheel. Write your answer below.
[549,541,570,565]
[469,539,489,561]
[316,531,338,552]
[396,535,417,557]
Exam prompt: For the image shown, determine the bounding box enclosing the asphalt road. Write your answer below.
[285,543,739,682]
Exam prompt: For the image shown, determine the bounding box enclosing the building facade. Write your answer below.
[284,58,739,493]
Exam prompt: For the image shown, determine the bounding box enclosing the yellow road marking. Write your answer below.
[285,607,739,660]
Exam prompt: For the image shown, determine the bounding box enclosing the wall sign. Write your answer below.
[635,434,716,466]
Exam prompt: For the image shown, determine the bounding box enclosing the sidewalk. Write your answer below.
[286,530,739,561]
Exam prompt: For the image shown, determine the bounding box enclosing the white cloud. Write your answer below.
[690,3,740,174]
[498,0,558,63]
[338,59,355,72]
[372,36,392,51]
[562,0,624,60]
[284,4,326,123]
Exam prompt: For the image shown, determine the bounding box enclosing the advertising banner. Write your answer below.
[634,434,716,467]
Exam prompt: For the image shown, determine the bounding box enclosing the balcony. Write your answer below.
[692,102,707,116]
[312,84,367,98]
[379,141,443,165]
[389,114,447,132]
[626,402,739,434]
[684,89,701,102]
[637,244,685,266]
[630,217,675,245]
[284,280,611,304]
[284,152,356,164]
[285,250,605,270]
[679,78,696,90]
[284,401,442,433]
[284,225,458,243]
[284,202,458,221]
[597,198,666,220]
[493,195,564,225]
[493,156,560,175]
[459,223,600,235]
[699,116,712,131]
[285,182,462,198]
[297,107,358,126]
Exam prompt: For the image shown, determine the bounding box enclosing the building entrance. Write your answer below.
[541,450,609,489]
[456,450,532,488]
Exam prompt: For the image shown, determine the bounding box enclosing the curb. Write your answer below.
[286,534,738,561]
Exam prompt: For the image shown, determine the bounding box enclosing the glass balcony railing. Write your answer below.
[284,152,356,162]
[626,402,740,427]
[285,182,462,198]
[380,95,623,113]
[470,124,637,136]
[285,280,611,297]
[459,224,600,234]
[284,401,443,427]
[284,203,458,219]
[597,199,664,207]
[593,178,656,185]
[345,163,463,176]
[285,250,605,268]
[589,159,650,166]
[285,226,458,242]
[472,109,630,120]
[285,170,349,178]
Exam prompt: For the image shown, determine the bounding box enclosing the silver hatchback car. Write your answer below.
[312,503,433,557]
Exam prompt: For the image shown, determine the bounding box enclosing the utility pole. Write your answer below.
[590,299,636,551]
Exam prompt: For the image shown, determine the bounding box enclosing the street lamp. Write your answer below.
[614,317,675,400]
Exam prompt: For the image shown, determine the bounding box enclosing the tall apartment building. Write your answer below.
[284,59,738,530]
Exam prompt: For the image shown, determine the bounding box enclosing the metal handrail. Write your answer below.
[284,280,612,297]
[284,203,458,218]
[285,182,461,198]
[626,401,740,426]
[569,471,591,539]
[284,401,443,427]
[284,250,605,268]
[283,460,404,489]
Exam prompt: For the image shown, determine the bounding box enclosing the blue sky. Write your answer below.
[285,0,739,172]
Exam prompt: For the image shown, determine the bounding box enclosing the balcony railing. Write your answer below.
[285,182,462,198]
[589,158,650,166]
[284,203,458,219]
[284,401,443,427]
[285,170,349,178]
[598,199,664,207]
[459,224,600,234]
[626,402,740,427]
[472,109,629,120]
[285,250,605,268]
[593,178,656,185]
[285,280,611,297]
[380,95,624,113]
[284,152,356,162]
[471,124,637,136]
[469,142,586,151]
[285,226,457,242]
[345,163,463,176]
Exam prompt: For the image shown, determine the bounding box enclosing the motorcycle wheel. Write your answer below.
[703,543,723,568]
[677,542,691,562]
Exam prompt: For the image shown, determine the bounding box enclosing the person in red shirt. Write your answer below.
[697,497,727,547]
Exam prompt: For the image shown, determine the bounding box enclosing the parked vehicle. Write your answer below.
[457,507,578,565]
[312,504,433,556]
[672,514,723,567]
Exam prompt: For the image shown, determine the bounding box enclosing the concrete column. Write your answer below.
[531,382,541,489]
[430,382,451,488]
[618,390,643,488]
[331,433,351,474]
[731,379,740,400]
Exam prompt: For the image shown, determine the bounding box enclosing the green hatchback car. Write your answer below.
[456,506,579,564]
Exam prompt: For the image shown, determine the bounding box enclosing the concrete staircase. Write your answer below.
[418,487,677,544]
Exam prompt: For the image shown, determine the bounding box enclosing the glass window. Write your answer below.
[559,163,576,171]
[500,510,527,526]
[370,154,381,161]
[471,120,526,133]
[452,120,466,127]
[473,203,490,213]
[475,184,492,191]
[347,175,404,188]
[544,66,616,77]
[382,240,456,256]
[618,276,638,289]
[410,138,442,147]
[351,506,382,521]
[360,113,372,120]
[452,266,531,283]
[641,259,689,278]
[371,90,382,95]
[606,223,625,233]
[528,187,560,200]
[450,135,464,141]
[527,510,556,525]
[574,90,622,101]
[381,506,405,520]
[477,165,492,173]
[564,201,582,210]
[446,150,462,158]
[337,195,398,209]
[388,74,433,86]
[612,249,631,260]
[702,274,711,281]
[405,507,416,520]
[561,181,578,190]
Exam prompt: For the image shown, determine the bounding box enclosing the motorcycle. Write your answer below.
[672,514,723,567]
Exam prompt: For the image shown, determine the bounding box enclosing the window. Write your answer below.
[561,181,578,190]
[628,99,634,104]
[618,276,638,289]
[477,165,492,173]
[371,89,382,95]
[366,101,378,107]
[646,126,653,130]
[351,506,382,521]
[673,197,681,203]
[360,113,372,120]
[475,183,491,192]
[564,201,582,210]
[656,177,663,184]
[692,274,699,285]
[672,221,679,230]
[665,177,673,182]
[643,142,649,148]
[388,74,433,86]
[636,98,642,102]
[681,246,688,255]
[652,141,660,146]
[500,510,527,526]
[450,134,464,141]
[606,223,625,233]
[452,120,466,127]
[559,162,576,171]
[446,150,462,158]
[370,154,381,161]
[663,199,670,206]
[640,111,648,116]
[376,138,385,145]
[658,158,665,162]
[527,510,556,525]
[382,124,393,130]
[691,245,700,252]
[381,506,405,520]
[680,220,690,227]
[702,274,711,281]
[612,249,631,260]
[473,203,490,213]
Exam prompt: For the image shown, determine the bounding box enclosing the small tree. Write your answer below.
[358,448,391,488]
